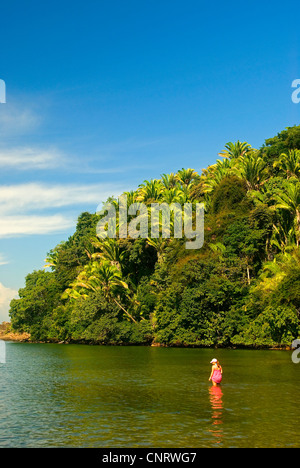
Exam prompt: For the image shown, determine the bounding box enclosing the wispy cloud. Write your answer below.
[0,215,75,238]
[0,145,157,174]
[0,147,65,170]
[0,182,129,238]
[0,182,127,214]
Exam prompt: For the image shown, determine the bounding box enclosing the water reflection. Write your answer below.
[209,386,224,445]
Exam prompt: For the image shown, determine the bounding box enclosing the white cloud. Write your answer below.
[0,182,129,238]
[0,283,18,322]
[0,215,75,238]
[0,147,65,170]
[0,182,126,214]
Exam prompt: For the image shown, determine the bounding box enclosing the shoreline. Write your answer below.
[0,322,293,350]
[0,331,31,342]
[0,334,292,350]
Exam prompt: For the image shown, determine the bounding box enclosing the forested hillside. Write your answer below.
[9,126,300,348]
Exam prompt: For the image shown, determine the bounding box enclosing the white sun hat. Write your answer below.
[210,358,217,363]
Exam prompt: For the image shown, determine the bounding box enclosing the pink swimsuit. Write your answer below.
[212,368,222,384]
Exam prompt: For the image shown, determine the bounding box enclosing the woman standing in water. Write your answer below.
[209,359,223,386]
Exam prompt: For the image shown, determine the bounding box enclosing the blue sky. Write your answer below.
[0,0,299,320]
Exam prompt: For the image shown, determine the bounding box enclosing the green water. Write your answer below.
[0,343,299,448]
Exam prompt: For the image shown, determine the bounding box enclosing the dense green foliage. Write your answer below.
[9,126,300,347]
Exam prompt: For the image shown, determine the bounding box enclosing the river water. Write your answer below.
[0,342,298,448]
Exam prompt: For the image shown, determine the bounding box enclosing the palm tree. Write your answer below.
[256,249,300,296]
[235,152,267,191]
[219,141,252,159]
[123,190,138,206]
[137,179,164,204]
[44,242,67,269]
[44,249,59,269]
[270,224,296,254]
[93,262,137,323]
[273,182,300,246]
[175,168,200,188]
[177,184,192,203]
[255,257,287,296]
[64,261,137,323]
[91,237,125,271]
[273,150,300,179]
[161,187,183,204]
[146,237,169,263]
[202,158,235,193]
[161,173,178,189]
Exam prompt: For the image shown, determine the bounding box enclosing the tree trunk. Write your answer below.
[246,266,251,285]
[113,298,138,324]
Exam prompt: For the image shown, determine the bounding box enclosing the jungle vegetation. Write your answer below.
[9,125,300,348]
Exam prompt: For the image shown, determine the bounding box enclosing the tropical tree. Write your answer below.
[236,152,268,191]
[161,187,183,204]
[203,158,235,193]
[273,150,300,180]
[91,237,125,271]
[63,261,138,323]
[146,237,169,263]
[137,179,164,204]
[44,248,60,269]
[123,190,139,206]
[273,182,300,246]
[270,222,296,254]
[251,249,300,307]
[9,270,62,338]
[219,141,252,159]
[262,125,300,165]
[161,173,177,189]
[175,168,200,188]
